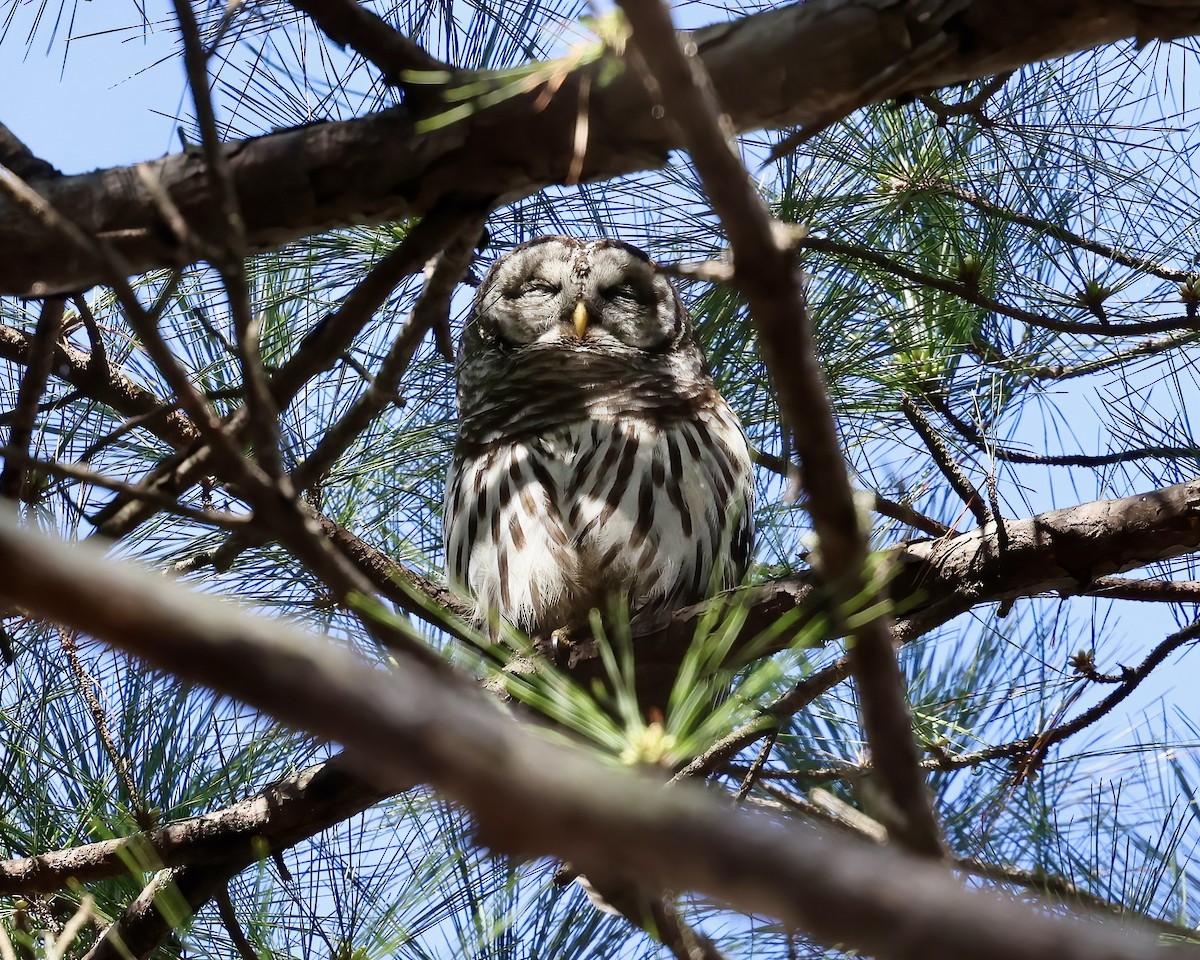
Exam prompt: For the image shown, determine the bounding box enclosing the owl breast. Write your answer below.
[444,402,753,635]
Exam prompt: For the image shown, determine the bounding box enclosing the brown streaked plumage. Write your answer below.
[444,235,754,637]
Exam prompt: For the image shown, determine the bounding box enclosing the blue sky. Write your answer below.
[4,0,1196,766]
[2,0,183,171]
[2,4,1198,935]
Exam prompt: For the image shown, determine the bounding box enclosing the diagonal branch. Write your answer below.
[0,756,389,897]
[902,396,991,526]
[0,512,1178,960]
[173,0,285,483]
[292,213,485,489]
[616,0,941,857]
[89,206,478,541]
[287,0,448,83]
[1,299,65,501]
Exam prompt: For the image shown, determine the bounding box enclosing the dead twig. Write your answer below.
[901,397,991,527]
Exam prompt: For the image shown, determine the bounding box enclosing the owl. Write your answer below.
[443,236,754,641]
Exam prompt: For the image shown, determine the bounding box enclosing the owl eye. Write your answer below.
[517,279,561,297]
[601,283,642,304]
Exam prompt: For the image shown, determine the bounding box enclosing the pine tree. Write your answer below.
[1,2,1199,958]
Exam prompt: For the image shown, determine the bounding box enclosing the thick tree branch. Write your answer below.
[0,121,60,180]
[4,0,1200,296]
[0,756,389,897]
[624,476,1200,687]
[0,512,1183,960]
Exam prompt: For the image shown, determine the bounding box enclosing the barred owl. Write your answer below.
[443,236,754,639]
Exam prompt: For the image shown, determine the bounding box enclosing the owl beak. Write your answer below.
[572,300,590,339]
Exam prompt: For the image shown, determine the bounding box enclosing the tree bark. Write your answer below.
[3,0,1198,296]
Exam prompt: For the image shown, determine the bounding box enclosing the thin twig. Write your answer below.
[742,618,1200,786]
[901,397,991,526]
[1,298,65,500]
[292,212,485,489]
[0,390,83,427]
[1073,576,1200,603]
[753,447,952,537]
[1025,330,1200,381]
[173,0,285,482]
[214,886,259,960]
[924,391,1200,468]
[917,72,1012,123]
[71,295,108,375]
[940,185,1194,286]
[59,629,156,828]
[733,729,777,802]
[0,446,247,529]
[802,235,1199,338]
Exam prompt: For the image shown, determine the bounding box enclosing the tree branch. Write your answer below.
[0,756,389,897]
[618,0,940,856]
[1,299,65,501]
[0,512,1179,960]
[4,0,1200,296]
[286,0,447,84]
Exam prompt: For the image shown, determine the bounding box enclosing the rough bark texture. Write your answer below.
[584,477,1200,679]
[4,0,1200,296]
[0,757,387,896]
[0,512,1178,960]
[0,324,198,448]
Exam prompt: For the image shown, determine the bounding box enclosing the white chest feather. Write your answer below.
[444,407,753,635]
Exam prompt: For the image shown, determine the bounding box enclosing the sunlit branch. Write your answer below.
[617,0,941,857]
[6,1,1200,296]
[0,513,1176,960]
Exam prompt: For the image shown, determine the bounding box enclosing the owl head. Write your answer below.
[455,235,714,441]
[463,236,694,355]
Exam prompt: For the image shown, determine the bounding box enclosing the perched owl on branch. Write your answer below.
[444,236,754,643]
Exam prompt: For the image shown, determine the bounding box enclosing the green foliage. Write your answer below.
[3,2,1200,958]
